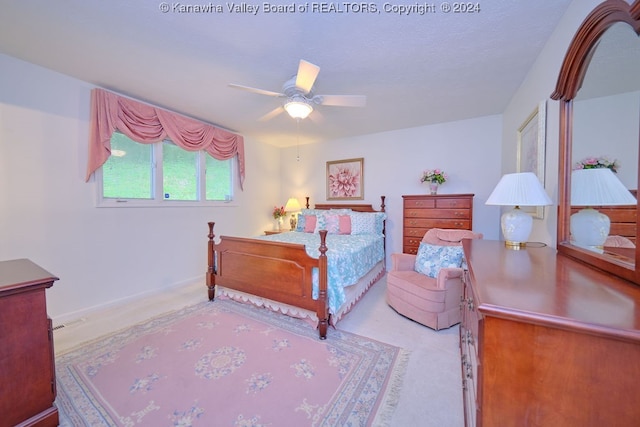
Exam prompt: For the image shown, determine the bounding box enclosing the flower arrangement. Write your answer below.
[420,169,448,184]
[573,156,619,173]
[272,206,286,220]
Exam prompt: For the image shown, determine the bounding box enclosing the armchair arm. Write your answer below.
[391,253,416,271]
[435,267,463,289]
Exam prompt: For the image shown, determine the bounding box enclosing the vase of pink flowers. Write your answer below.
[421,169,448,195]
[573,156,619,173]
[272,206,286,230]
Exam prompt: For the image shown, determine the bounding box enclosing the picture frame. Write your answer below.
[326,158,364,200]
[517,100,547,219]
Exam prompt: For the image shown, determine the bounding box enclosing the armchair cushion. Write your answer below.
[414,242,464,278]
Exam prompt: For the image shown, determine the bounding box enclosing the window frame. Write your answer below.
[96,137,235,208]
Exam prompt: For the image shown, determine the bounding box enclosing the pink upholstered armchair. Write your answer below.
[386,228,483,330]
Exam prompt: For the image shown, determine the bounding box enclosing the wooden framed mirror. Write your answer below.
[552,0,640,284]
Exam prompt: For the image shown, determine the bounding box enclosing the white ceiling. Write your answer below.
[0,1,572,147]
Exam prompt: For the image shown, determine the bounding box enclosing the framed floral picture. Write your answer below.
[326,158,364,200]
[517,100,547,219]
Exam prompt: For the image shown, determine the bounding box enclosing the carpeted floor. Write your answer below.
[55,298,409,426]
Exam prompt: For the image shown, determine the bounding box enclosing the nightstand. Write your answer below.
[264,230,286,235]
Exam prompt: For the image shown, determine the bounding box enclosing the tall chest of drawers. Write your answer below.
[402,194,474,254]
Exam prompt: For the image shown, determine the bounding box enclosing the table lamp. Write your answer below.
[284,197,302,230]
[571,168,637,248]
[486,172,553,249]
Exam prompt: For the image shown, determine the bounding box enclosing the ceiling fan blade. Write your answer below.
[308,109,325,124]
[228,83,284,97]
[316,94,367,107]
[295,60,320,94]
[258,106,285,122]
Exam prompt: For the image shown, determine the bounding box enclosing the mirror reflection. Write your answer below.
[570,22,640,266]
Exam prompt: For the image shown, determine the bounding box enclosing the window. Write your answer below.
[99,132,233,206]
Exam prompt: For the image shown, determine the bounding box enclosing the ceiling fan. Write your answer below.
[228,59,366,121]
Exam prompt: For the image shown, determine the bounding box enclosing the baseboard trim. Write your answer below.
[51,275,204,328]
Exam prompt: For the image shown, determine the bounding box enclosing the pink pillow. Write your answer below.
[338,215,351,235]
[304,215,317,233]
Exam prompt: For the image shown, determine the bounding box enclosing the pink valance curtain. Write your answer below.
[86,88,245,189]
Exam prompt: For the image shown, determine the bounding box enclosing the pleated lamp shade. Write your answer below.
[571,168,636,206]
[486,172,553,207]
[570,168,637,248]
[486,172,553,248]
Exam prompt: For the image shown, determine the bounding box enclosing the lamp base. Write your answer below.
[570,208,609,248]
[504,240,527,250]
[501,206,533,249]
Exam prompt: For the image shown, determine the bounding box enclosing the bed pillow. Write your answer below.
[350,212,386,235]
[330,208,353,215]
[313,212,328,233]
[338,214,351,234]
[297,209,323,232]
[414,243,464,278]
[296,214,306,232]
[304,215,317,233]
[324,214,340,234]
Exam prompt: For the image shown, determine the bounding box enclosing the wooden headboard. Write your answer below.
[306,196,386,213]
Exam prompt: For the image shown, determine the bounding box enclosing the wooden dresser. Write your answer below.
[402,194,474,254]
[460,239,640,426]
[0,259,59,427]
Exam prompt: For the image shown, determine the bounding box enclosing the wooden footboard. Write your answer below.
[207,222,329,339]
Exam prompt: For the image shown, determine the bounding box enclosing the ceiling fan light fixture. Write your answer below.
[284,97,313,119]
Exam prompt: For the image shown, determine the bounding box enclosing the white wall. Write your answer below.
[501,0,604,246]
[0,53,281,322]
[279,115,504,262]
[573,91,640,189]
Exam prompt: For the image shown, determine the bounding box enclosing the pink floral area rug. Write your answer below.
[55,299,409,426]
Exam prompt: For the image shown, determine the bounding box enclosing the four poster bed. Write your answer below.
[206,196,386,339]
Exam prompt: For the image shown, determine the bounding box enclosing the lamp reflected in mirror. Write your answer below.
[570,168,637,250]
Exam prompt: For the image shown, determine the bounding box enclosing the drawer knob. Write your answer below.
[466,297,474,311]
[466,330,474,346]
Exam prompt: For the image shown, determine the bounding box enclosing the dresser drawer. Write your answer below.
[404,219,471,231]
[404,198,436,209]
[435,198,472,209]
[460,268,482,427]
[403,236,423,254]
[404,208,471,219]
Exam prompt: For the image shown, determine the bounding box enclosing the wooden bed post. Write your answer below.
[305,196,310,209]
[207,222,216,301]
[317,230,329,339]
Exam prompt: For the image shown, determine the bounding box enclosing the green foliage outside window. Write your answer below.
[102,132,232,202]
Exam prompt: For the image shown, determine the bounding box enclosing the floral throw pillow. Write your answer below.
[324,214,340,234]
[414,243,464,278]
